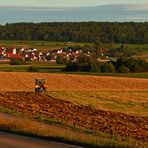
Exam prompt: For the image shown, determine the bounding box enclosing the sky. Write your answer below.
[0,0,148,7]
[0,0,147,24]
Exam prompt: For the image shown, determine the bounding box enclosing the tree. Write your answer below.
[94,38,103,53]
[9,58,24,65]
[116,57,147,73]
[0,22,147,43]
[88,56,101,72]
[141,61,148,72]
[64,61,79,71]
[56,54,67,64]
[77,55,91,72]
[101,62,115,73]
[78,55,100,72]
[126,58,142,72]
[119,65,130,73]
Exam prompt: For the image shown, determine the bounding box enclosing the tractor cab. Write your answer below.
[35,79,47,92]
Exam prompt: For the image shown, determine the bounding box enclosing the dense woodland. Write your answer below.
[0,22,148,44]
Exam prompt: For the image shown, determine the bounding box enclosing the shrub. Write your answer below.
[79,63,91,72]
[142,62,148,72]
[64,61,79,71]
[9,58,24,65]
[56,54,67,64]
[28,66,39,72]
[119,65,130,73]
[89,57,101,72]
[25,57,31,61]
[78,55,100,72]
[107,63,116,73]
[116,57,147,73]
[126,58,143,72]
[101,62,115,73]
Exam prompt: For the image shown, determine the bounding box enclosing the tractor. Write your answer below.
[35,79,47,92]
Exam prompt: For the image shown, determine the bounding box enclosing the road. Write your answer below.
[0,112,82,148]
[0,132,83,148]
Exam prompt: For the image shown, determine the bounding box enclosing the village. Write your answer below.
[0,46,110,63]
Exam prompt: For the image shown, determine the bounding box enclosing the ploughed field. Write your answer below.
[0,72,148,92]
[0,92,147,141]
[0,72,147,143]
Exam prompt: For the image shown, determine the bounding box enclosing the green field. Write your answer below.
[0,40,91,51]
[104,43,148,50]
[0,62,65,72]
[0,62,148,79]
[0,40,148,52]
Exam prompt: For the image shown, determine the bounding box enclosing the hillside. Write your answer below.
[0,72,148,92]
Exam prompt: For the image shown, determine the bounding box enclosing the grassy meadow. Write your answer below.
[0,62,65,73]
[0,61,148,79]
[0,40,90,51]
[0,40,148,52]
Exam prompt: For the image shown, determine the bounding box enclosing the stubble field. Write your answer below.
[0,72,147,92]
[0,72,147,147]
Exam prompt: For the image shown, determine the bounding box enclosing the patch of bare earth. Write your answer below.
[0,92,147,142]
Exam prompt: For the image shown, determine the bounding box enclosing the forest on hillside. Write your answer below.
[0,22,148,44]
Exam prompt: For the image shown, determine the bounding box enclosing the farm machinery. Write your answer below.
[35,78,47,92]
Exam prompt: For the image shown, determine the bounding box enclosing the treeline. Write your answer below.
[64,56,148,73]
[0,22,148,44]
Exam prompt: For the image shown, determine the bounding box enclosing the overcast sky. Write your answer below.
[0,0,148,7]
[0,0,147,24]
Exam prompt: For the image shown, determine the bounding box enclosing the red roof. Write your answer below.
[100,49,108,53]
[6,53,23,59]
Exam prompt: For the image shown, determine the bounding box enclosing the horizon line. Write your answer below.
[0,3,148,9]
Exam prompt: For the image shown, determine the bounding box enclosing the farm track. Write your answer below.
[0,92,147,141]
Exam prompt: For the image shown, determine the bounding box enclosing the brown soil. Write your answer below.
[0,92,147,141]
